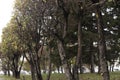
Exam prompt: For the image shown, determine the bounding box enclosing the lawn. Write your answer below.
[0,72,120,80]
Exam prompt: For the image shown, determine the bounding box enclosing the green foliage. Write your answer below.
[0,0,120,80]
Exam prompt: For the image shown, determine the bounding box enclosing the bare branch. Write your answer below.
[87,0,107,10]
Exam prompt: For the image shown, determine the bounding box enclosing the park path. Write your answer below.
[0,78,3,80]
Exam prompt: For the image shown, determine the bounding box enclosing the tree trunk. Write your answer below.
[6,56,11,76]
[30,63,36,80]
[12,70,20,79]
[46,62,52,80]
[57,66,60,73]
[32,53,42,80]
[73,4,84,79]
[95,6,110,80]
[15,71,20,79]
[29,50,43,80]
[35,60,43,80]
[25,50,43,80]
[57,40,75,80]
[7,61,10,76]
[11,54,21,79]
[90,54,95,73]
[97,50,101,74]
[4,70,7,75]
[79,60,83,74]
[109,63,112,72]
[90,41,95,73]
[111,63,114,72]
[56,1,75,79]
[46,55,52,80]
[61,66,64,73]
[42,57,46,74]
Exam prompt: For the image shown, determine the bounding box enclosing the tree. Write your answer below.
[1,20,25,79]
[2,0,120,80]
[13,0,46,80]
[90,0,110,80]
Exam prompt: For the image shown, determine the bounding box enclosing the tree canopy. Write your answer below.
[0,0,120,80]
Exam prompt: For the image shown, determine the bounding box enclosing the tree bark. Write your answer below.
[78,18,83,74]
[11,54,21,79]
[46,51,52,80]
[97,50,101,74]
[95,6,110,80]
[35,59,43,80]
[73,2,84,79]
[57,40,75,80]
[56,0,75,79]
[112,65,114,72]
[90,53,95,73]
[61,66,64,73]
[12,70,20,79]
[7,60,10,76]
[30,63,36,80]
[15,71,20,79]
[35,47,43,80]
[90,41,95,73]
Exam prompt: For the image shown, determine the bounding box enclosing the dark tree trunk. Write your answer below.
[8,70,10,76]
[30,63,36,80]
[12,70,20,79]
[97,50,101,74]
[25,52,37,80]
[79,60,83,74]
[46,54,52,80]
[61,66,64,73]
[109,63,114,72]
[11,54,21,79]
[109,63,112,72]
[35,59,43,80]
[111,63,114,72]
[35,47,43,80]
[7,60,10,76]
[73,3,84,79]
[15,71,20,79]
[77,21,83,74]
[95,6,110,80]
[25,50,43,80]
[4,71,7,75]
[57,41,75,80]
[56,0,75,79]
[57,66,60,73]
[90,41,95,73]
[42,57,46,74]
[7,61,10,76]
[46,62,52,80]
[90,53,95,73]
[29,46,43,80]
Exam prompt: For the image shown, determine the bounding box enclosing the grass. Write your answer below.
[0,72,120,80]
[0,75,31,80]
[0,75,15,80]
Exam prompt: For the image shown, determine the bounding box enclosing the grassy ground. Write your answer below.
[0,72,120,80]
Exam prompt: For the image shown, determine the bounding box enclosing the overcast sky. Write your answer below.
[0,0,15,42]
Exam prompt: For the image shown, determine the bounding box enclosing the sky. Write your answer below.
[0,0,15,42]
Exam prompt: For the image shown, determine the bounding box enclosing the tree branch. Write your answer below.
[18,53,25,72]
[87,0,107,10]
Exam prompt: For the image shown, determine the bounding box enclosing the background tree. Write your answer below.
[1,19,25,79]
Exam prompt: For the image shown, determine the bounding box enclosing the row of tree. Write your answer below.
[0,0,120,80]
